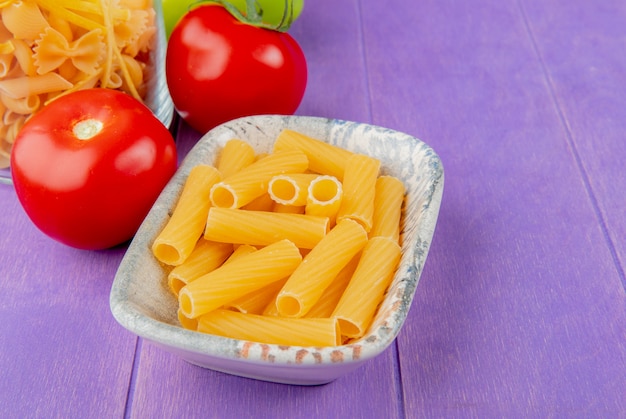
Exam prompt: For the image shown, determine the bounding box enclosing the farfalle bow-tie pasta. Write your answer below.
[0,0,157,168]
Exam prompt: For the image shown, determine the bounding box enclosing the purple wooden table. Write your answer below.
[1,0,625,417]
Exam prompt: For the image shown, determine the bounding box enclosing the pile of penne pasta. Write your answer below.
[0,0,157,167]
[152,130,406,347]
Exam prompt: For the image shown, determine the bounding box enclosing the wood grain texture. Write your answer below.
[1,0,624,417]
[0,187,137,417]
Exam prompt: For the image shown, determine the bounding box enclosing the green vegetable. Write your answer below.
[162,0,304,38]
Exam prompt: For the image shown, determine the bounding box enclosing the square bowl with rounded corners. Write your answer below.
[109,115,444,385]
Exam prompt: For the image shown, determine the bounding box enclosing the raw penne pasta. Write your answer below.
[216,138,256,178]
[197,309,341,347]
[0,73,73,99]
[304,253,360,318]
[272,203,305,214]
[167,239,233,296]
[305,175,343,226]
[336,153,381,232]
[178,308,198,331]
[223,244,257,264]
[369,175,405,242]
[276,218,368,318]
[268,173,318,206]
[241,192,275,211]
[152,165,222,266]
[224,278,288,315]
[210,149,308,208]
[273,129,353,180]
[204,208,329,249]
[332,237,402,338]
[262,295,280,316]
[178,239,302,318]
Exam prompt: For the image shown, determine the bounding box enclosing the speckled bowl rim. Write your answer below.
[110,115,444,383]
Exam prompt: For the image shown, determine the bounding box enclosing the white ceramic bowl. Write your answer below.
[109,115,444,385]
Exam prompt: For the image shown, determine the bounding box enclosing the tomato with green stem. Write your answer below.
[165,4,307,134]
[10,88,177,250]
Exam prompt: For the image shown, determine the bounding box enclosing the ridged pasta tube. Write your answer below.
[178,239,302,318]
[197,309,341,347]
[276,219,368,318]
[332,237,402,338]
[152,165,222,266]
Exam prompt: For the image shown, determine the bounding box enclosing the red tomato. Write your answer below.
[10,88,177,250]
[165,5,307,134]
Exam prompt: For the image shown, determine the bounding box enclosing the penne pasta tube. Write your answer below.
[268,173,318,206]
[336,153,381,232]
[272,203,305,214]
[152,165,222,266]
[224,278,288,315]
[204,208,329,249]
[216,138,256,178]
[369,175,405,242]
[241,192,275,211]
[304,253,361,318]
[305,175,343,226]
[178,239,302,318]
[167,239,233,296]
[0,72,73,99]
[210,149,308,208]
[276,218,368,318]
[178,308,198,331]
[223,244,257,264]
[273,129,353,180]
[197,309,341,347]
[332,237,402,339]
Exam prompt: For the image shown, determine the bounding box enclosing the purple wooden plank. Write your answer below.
[520,0,626,287]
[128,341,401,419]
[125,2,405,418]
[0,187,137,417]
[359,0,626,417]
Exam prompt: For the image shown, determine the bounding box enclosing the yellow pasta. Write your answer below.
[336,153,381,232]
[210,149,309,208]
[224,278,288,315]
[178,239,302,318]
[197,309,341,347]
[305,175,343,226]
[1,1,49,40]
[167,239,233,296]
[268,173,318,206]
[204,207,329,249]
[152,165,222,266]
[304,253,360,318]
[369,175,405,242]
[272,203,305,214]
[223,244,257,264]
[276,218,368,318]
[241,192,275,211]
[332,237,402,339]
[273,129,353,180]
[216,138,256,178]
[0,72,73,98]
[0,0,158,168]
[178,308,198,331]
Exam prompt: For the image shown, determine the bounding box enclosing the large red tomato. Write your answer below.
[10,88,177,250]
[165,4,307,134]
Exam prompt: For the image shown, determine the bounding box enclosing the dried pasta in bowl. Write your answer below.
[150,133,409,347]
[0,0,171,173]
